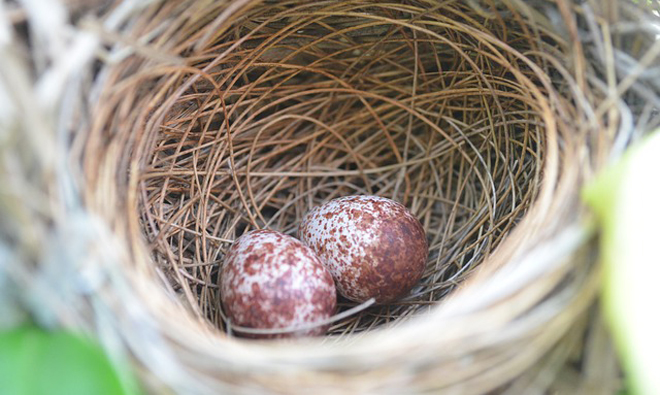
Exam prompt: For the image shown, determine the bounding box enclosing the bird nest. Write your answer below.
[2,0,659,394]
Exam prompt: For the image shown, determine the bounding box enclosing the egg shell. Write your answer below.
[220,229,337,338]
[299,195,428,304]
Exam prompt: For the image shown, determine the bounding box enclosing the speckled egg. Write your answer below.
[219,229,337,338]
[298,195,428,304]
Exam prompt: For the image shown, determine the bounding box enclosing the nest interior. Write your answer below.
[97,0,551,336]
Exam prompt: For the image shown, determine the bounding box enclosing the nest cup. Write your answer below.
[133,1,549,335]
[42,0,656,393]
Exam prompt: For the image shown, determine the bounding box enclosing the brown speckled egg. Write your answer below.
[219,229,337,338]
[298,195,428,304]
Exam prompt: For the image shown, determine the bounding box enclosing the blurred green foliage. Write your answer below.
[0,325,138,395]
[584,130,660,395]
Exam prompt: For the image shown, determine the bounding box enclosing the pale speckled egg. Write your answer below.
[219,229,337,338]
[298,195,428,304]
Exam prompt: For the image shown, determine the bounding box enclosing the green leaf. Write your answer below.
[0,325,139,395]
[583,129,660,395]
